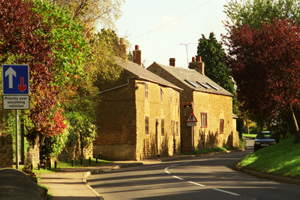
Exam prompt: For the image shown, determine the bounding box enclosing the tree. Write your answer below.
[196,32,234,94]
[50,0,124,32]
[224,0,300,28]
[224,19,300,141]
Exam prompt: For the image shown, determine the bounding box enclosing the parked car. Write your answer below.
[254,131,276,151]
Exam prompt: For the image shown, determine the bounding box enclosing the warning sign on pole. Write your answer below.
[186,113,197,126]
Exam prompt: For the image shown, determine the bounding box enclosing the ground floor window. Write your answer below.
[219,119,224,133]
[200,113,207,128]
[145,116,149,134]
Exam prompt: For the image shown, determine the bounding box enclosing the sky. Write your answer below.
[115,0,230,68]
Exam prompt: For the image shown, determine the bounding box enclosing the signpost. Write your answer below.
[2,65,29,169]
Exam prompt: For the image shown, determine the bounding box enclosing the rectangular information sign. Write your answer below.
[3,95,29,110]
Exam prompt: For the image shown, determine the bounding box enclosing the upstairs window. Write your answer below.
[145,84,148,98]
[160,88,163,101]
[184,80,198,87]
[200,113,208,128]
[219,119,224,133]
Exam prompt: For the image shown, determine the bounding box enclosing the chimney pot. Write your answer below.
[133,44,142,65]
[169,58,176,66]
[196,56,202,62]
[192,57,195,62]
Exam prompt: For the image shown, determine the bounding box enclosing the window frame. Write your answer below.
[219,119,224,133]
[161,119,165,136]
[145,116,149,134]
[200,113,208,128]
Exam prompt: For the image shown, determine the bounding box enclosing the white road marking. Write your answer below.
[173,175,184,180]
[212,188,240,196]
[187,181,205,187]
[164,165,241,197]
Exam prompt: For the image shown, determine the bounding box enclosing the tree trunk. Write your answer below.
[290,104,300,142]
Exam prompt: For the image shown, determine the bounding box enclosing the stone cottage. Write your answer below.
[94,46,182,160]
[148,56,239,152]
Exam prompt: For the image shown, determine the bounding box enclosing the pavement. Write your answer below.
[39,171,102,200]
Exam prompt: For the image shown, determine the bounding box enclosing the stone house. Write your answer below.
[94,46,182,160]
[148,57,239,152]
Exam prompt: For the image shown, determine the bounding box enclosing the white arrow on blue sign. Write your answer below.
[2,65,29,95]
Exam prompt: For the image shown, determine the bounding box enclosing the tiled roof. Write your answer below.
[114,57,182,91]
[150,62,232,96]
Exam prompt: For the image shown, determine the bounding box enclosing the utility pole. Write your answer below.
[179,43,197,66]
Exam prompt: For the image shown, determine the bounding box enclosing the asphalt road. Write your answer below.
[88,142,300,200]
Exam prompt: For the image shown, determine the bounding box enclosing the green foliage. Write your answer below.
[32,0,91,90]
[45,123,69,157]
[225,0,300,28]
[197,32,234,94]
[90,29,123,83]
[238,138,300,177]
[65,111,96,153]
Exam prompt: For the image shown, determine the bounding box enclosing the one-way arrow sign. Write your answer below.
[5,67,17,89]
[2,65,29,95]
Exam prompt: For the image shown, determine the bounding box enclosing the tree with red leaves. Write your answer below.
[0,0,67,167]
[224,19,300,141]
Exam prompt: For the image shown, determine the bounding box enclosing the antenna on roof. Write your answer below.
[179,43,197,66]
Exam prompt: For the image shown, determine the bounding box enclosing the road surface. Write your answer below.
[89,144,300,200]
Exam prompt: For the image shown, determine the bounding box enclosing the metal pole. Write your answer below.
[16,109,19,169]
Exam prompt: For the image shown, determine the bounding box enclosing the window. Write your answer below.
[196,81,209,89]
[219,119,224,133]
[145,116,149,134]
[184,80,198,87]
[161,119,165,136]
[200,113,208,128]
[171,120,175,136]
[145,84,148,98]
[206,82,219,90]
[176,121,179,136]
[160,88,163,101]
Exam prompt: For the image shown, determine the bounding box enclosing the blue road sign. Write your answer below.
[2,65,29,95]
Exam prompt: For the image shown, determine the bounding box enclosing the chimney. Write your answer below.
[119,38,127,59]
[169,58,176,66]
[195,56,205,75]
[133,45,141,65]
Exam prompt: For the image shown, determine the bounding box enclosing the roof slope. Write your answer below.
[114,57,182,91]
[149,62,232,96]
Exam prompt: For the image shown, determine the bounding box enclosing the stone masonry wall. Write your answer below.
[135,80,181,160]
[94,80,137,160]
[192,92,239,150]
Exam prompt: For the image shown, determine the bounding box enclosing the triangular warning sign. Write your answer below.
[187,112,197,122]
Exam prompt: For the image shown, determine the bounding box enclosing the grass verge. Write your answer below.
[57,158,112,168]
[242,133,257,139]
[238,138,300,177]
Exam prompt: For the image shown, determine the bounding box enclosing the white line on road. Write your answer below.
[212,188,240,196]
[173,175,184,181]
[187,181,205,187]
[164,166,241,197]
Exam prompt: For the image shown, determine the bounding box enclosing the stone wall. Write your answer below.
[94,80,137,160]
[0,134,13,168]
[135,81,181,160]
[192,92,239,150]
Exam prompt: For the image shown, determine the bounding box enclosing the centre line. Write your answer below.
[164,166,241,197]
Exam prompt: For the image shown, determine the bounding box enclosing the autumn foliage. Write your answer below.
[0,0,66,137]
[225,19,300,130]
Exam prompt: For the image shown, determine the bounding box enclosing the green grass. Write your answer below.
[238,138,300,177]
[242,133,257,139]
